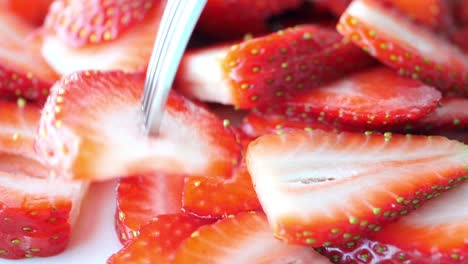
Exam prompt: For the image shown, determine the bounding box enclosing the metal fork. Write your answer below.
[142,0,207,135]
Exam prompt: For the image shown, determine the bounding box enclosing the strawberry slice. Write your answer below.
[337,0,468,97]
[172,211,331,263]
[36,71,242,181]
[41,3,160,75]
[451,26,468,53]
[196,0,303,39]
[6,0,53,26]
[313,0,351,16]
[0,101,88,259]
[115,173,186,244]
[320,180,468,263]
[246,130,468,247]
[44,0,158,47]
[263,67,442,127]
[0,7,58,102]
[455,0,468,26]
[176,25,375,108]
[107,214,211,264]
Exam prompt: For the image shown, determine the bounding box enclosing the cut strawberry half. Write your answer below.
[44,0,158,47]
[196,0,303,39]
[246,130,468,247]
[41,3,160,75]
[172,211,331,264]
[320,180,468,263]
[115,173,186,244]
[264,67,442,127]
[0,8,58,102]
[176,25,375,108]
[107,214,212,264]
[5,0,53,26]
[337,0,468,97]
[0,101,88,259]
[36,71,242,181]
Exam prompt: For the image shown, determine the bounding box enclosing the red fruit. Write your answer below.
[385,0,454,31]
[246,130,468,247]
[455,0,468,26]
[313,0,351,16]
[172,211,331,264]
[36,71,242,182]
[176,25,375,108]
[337,0,468,97]
[320,180,468,263]
[6,0,53,26]
[197,0,303,39]
[263,67,442,127]
[107,214,211,264]
[115,173,186,244]
[412,97,468,132]
[44,0,159,47]
[183,160,261,218]
[41,2,160,75]
[0,102,88,259]
[0,8,58,102]
[451,27,468,53]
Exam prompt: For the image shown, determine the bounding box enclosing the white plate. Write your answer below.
[0,181,122,264]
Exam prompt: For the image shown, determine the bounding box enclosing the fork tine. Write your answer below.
[142,0,207,135]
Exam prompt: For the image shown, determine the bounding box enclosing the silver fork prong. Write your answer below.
[142,0,207,135]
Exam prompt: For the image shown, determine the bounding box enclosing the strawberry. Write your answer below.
[246,129,468,247]
[6,0,53,26]
[263,67,442,127]
[337,0,468,97]
[44,0,158,47]
[313,0,351,16]
[319,181,468,263]
[41,2,160,75]
[172,211,331,264]
[0,101,88,259]
[384,0,455,31]
[107,214,211,264]
[454,0,468,26]
[35,71,242,182]
[451,26,468,53]
[0,7,58,102]
[196,0,303,39]
[176,25,375,108]
[115,173,186,244]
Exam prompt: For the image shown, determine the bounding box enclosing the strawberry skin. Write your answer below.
[313,0,351,16]
[116,173,186,244]
[44,0,158,47]
[247,130,468,247]
[0,7,58,102]
[0,101,88,259]
[36,71,242,181]
[197,0,303,39]
[107,214,212,264]
[6,0,53,26]
[262,67,442,127]
[320,181,468,263]
[172,211,331,264]
[337,0,468,97]
[223,25,375,108]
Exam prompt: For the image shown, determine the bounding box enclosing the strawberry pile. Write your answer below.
[0,0,466,263]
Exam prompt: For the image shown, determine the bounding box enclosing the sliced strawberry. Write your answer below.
[451,26,468,53]
[44,0,159,47]
[6,0,53,26]
[246,130,468,247]
[107,214,211,264]
[36,71,242,182]
[196,0,303,39]
[41,3,160,75]
[172,211,331,263]
[313,0,351,16]
[262,67,442,127]
[183,160,261,218]
[241,111,347,138]
[320,181,468,263]
[115,173,186,244]
[337,0,468,97]
[0,101,88,259]
[455,0,468,26]
[0,8,58,102]
[176,25,375,108]
[384,0,455,31]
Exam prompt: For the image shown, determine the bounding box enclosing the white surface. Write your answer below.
[0,181,123,264]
